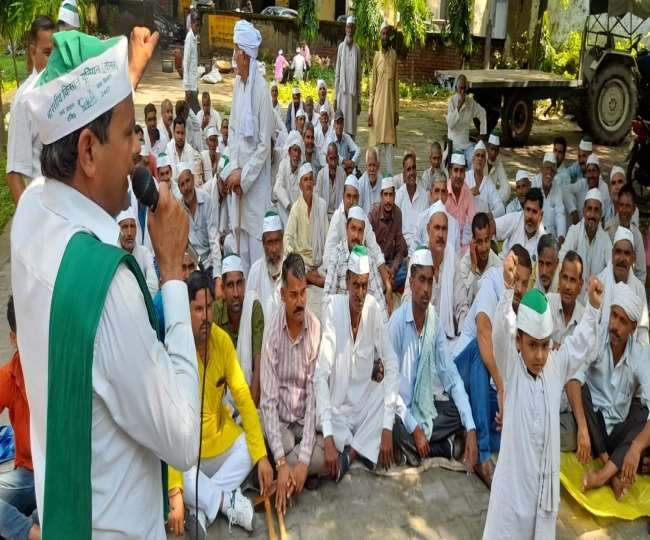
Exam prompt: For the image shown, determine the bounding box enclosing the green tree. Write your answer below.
[445,0,472,66]
[297,0,319,43]
[352,0,430,51]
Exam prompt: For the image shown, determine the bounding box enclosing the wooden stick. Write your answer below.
[263,497,277,540]
[277,509,288,540]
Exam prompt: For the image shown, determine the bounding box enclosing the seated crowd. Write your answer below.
[3,79,650,540]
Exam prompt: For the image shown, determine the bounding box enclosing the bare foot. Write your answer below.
[611,475,630,500]
[581,469,605,492]
[28,524,40,540]
[475,459,495,490]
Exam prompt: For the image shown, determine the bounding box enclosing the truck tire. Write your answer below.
[501,93,534,147]
[585,60,637,145]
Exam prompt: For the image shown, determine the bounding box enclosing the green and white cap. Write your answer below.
[516,289,553,340]
[348,245,369,275]
[59,0,80,29]
[25,31,131,145]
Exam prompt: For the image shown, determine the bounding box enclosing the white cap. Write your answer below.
[278,49,283,55]
[610,165,626,181]
[346,16,355,25]
[411,245,433,267]
[116,207,135,224]
[271,80,278,89]
[58,0,80,28]
[344,174,359,192]
[585,188,602,204]
[488,134,500,146]
[381,177,395,192]
[263,211,283,234]
[157,153,171,170]
[319,104,329,115]
[579,139,593,152]
[296,47,301,53]
[380,20,389,31]
[613,225,634,248]
[611,281,644,323]
[542,152,556,165]
[429,200,447,218]
[177,162,193,176]
[516,170,530,184]
[295,108,306,119]
[450,152,466,167]
[317,79,327,89]
[206,126,218,139]
[348,245,369,275]
[292,87,301,96]
[586,153,600,168]
[473,140,487,155]
[299,162,313,179]
[347,205,365,223]
[222,253,244,277]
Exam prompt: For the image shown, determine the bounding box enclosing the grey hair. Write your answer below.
[431,171,447,185]
[455,74,468,92]
[537,233,560,259]
[40,109,114,183]
[365,146,378,162]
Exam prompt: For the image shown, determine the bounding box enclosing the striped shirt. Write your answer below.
[260,306,321,464]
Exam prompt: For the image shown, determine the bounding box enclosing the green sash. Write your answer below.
[44,232,168,539]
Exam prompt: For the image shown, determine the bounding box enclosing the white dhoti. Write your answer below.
[377,144,394,176]
[239,229,264,278]
[339,93,359,139]
[182,433,252,525]
[324,383,386,464]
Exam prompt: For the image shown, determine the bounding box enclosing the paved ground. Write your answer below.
[0,50,646,539]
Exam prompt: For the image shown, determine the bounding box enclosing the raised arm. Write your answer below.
[492,252,519,383]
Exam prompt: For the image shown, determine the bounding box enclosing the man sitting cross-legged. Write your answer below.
[167,272,273,538]
[315,246,399,481]
[260,254,327,516]
[451,244,533,488]
[390,246,479,468]
[566,281,650,500]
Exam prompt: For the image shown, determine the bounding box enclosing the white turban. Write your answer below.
[450,152,466,167]
[586,153,600,168]
[285,130,305,156]
[610,165,625,181]
[222,254,244,277]
[381,177,395,192]
[157,153,171,170]
[516,170,530,184]
[411,245,433,267]
[299,162,313,179]
[116,207,135,224]
[611,281,644,322]
[542,152,556,165]
[233,20,261,59]
[473,140,486,155]
[263,211,283,233]
[613,225,634,248]
[317,79,327,90]
[488,134,500,146]
[344,175,359,192]
[347,205,365,223]
[585,188,602,204]
[579,139,593,152]
[346,16,355,25]
[348,245,369,275]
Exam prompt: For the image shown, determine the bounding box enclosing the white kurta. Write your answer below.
[315,165,345,216]
[165,139,196,184]
[182,29,198,92]
[564,177,611,218]
[11,178,199,538]
[395,184,429,253]
[486,155,510,203]
[132,243,159,297]
[334,40,362,137]
[196,107,222,150]
[273,157,301,221]
[315,294,399,462]
[226,67,274,242]
[143,127,166,158]
[156,119,172,153]
[531,174,566,239]
[446,94,487,151]
[323,204,386,269]
[495,211,546,261]
[465,170,505,218]
[6,69,41,182]
[245,256,282,321]
[483,288,600,540]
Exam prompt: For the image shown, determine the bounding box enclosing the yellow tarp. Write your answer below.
[560,452,650,520]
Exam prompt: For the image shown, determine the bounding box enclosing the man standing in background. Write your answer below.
[368,22,399,176]
[334,17,362,139]
[183,12,200,111]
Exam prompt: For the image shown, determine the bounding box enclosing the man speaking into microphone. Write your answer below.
[11,28,200,539]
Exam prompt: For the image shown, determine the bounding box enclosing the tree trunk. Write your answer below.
[528,0,548,68]
[484,0,493,68]
[9,36,19,87]
[0,79,4,162]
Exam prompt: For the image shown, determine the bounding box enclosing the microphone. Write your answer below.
[130,165,205,272]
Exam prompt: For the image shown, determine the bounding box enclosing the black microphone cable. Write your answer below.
[195,286,210,537]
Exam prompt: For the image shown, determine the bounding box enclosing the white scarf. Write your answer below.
[236,290,258,384]
[246,257,281,320]
[240,59,257,139]
[310,196,326,268]
[438,241,457,339]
